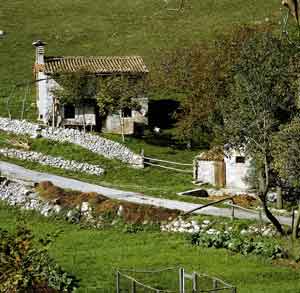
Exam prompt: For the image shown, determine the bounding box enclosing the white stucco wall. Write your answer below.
[197,161,215,185]
[37,74,60,124]
[224,152,251,190]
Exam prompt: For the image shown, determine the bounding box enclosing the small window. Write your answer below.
[123,107,132,118]
[64,104,75,119]
[236,156,245,163]
[39,114,43,120]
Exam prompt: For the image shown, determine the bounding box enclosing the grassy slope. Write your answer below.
[1,202,300,292]
[0,0,279,118]
[0,130,205,203]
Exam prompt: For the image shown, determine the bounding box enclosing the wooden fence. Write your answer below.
[116,267,236,293]
[142,155,194,174]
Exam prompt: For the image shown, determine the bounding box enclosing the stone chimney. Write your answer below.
[32,40,47,64]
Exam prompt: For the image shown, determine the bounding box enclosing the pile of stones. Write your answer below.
[0,178,98,226]
[0,147,104,176]
[0,117,143,167]
[0,179,56,217]
[161,217,277,237]
[161,218,202,233]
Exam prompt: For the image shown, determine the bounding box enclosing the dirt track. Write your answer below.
[0,161,293,226]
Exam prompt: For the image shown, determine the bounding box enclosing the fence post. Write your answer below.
[231,204,235,220]
[131,279,136,293]
[116,271,120,293]
[212,279,218,293]
[192,272,198,292]
[179,267,185,293]
[292,208,295,239]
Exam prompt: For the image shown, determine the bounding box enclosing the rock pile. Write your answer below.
[0,117,143,167]
[0,179,54,216]
[0,147,104,176]
[0,179,94,223]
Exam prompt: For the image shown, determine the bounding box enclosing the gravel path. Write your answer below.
[0,161,292,226]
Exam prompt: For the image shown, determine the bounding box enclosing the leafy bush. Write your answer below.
[0,226,78,292]
[189,231,286,259]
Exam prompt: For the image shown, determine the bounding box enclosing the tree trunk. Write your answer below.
[82,105,86,133]
[119,110,125,143]
[276,186,283,209]
[260,195,285,235]
[258,161,285,235]
[292,204,300,239]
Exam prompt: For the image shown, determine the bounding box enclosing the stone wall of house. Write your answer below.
[0,117,143,167]
[0,148,104,176]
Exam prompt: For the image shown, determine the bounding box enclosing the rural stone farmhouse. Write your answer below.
[194,147,252,191]
[32,40,149,134]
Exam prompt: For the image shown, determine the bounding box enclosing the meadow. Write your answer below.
[0,0,280,118]
[1,201,300,292]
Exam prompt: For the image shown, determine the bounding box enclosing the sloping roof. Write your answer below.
[197,147,224,162]
[42,56,149,75]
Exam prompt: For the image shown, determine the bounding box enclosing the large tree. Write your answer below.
[217,32,298,234]
[273,118,300,238]
[96,74,146,142]
[150,24,275,147]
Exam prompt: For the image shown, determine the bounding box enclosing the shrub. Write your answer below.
[189,231,286,259]
[0,226,78,292]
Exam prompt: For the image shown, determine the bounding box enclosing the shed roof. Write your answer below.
[197,147,224,162]
[41,56,149,75]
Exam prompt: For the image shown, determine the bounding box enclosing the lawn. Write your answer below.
[1,201,300,292]
[0,0,280,119]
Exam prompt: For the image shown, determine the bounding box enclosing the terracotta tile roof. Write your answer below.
[43,56,149,75]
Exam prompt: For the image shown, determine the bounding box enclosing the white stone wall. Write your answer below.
[0,117,143,167]
[0,148,104,176]
[197,160,215,185]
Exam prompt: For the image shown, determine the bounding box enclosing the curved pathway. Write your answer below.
[0,161,293,226]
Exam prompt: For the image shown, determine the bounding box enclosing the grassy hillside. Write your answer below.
[1,202,300,292]
[0,1,280,97]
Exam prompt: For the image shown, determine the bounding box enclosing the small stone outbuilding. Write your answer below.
[194,147,252,191]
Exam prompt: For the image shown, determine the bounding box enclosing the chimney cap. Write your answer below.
[32,40,47,47]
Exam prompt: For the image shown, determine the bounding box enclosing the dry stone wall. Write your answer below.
[0,118,143,167]
[0,148,104,176]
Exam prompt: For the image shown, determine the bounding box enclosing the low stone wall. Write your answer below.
[0,117,143,167]
[0,148,104,176]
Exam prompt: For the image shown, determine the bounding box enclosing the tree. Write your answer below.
[150,24,275,148]
[217,32,298,235]
[96,74,146,142]
[273,118,300,238]
[51,69,97,131]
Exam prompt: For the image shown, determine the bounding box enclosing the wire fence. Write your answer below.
[116,267,236,293]
[0,84,37,121]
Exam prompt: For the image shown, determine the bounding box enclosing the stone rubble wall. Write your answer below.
[0,117,143,167]
[0,148,104,176]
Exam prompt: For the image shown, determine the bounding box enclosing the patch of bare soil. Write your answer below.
[207,194,258,208]
[36,181,179,224]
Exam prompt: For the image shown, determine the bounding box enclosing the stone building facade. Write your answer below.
[32,40,149,134]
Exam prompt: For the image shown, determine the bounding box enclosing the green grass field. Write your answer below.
[1,201,300,292]
[0,0,280,117]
